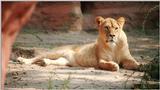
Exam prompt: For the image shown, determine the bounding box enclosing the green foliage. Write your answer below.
[47,72,72,90]
[61,73,71,90]
[137,53,159,89]
[47,72,54,90]
[142,5,159,35]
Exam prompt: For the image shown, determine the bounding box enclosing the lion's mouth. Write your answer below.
[109,39,114,42]
[106,39,115,43]
[106,37,115,42]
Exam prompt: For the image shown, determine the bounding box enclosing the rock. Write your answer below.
[26,2,83,32]
[25,2,158,33]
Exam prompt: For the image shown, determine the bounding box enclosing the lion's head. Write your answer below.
[96,16,125,43]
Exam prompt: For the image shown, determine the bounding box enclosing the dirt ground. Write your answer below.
[5,29,159,90]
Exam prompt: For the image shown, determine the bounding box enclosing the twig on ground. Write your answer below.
[124,71,135,88]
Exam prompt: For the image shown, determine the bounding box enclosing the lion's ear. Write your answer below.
[95,16,105,26]
[117,17,125,28]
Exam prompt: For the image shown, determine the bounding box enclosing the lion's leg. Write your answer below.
[98,59,119,71]
[17,57,36,64]
[17,51,65,65]
[43,57,70,66]
[17,54,55,65]
[120,58,139,70]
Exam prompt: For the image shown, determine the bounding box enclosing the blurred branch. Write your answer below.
[142,5,159,32]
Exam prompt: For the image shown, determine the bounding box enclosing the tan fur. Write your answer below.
[18,16,139,71]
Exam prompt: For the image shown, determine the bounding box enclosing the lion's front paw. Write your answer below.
[122,59,139,70]
[99,60,119,71]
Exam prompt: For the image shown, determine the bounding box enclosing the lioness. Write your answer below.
[18,16,139,71]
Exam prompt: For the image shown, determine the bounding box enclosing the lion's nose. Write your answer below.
[109,34,115,37]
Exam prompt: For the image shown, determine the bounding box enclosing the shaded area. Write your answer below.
[6,28,159,89]
[12,29,159,61]
[5,64,143,89]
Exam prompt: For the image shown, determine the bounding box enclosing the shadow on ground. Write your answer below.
[6,29,159,89]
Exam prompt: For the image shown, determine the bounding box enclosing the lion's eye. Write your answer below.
[104,26,109,30]
[115,27,118,30]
